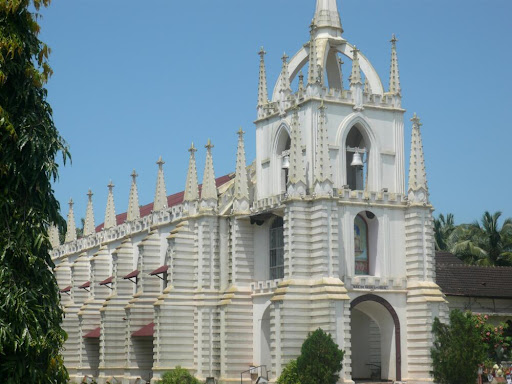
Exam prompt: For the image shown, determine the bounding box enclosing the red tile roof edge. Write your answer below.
[84,326,101,339]
[131,322,154,337]
[150,265,169,276]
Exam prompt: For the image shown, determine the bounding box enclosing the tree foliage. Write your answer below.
[296,328,344,384]
[434,211,512,266]
[0,0,69,382]
[157,366,201,384]
[431,310,487,384]
[277,359,301,384]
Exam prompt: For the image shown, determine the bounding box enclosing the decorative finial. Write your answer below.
[281,52,289,64]
[315,99,333,187]
[83,189,96,236]
[408,112,429,201]
[201,138,218,207]
[127,169,140,222]
[184,142,200,202]
[234,126,249,213]
[411,113,422,128]
[104,181,116,229]
[389,34,402,97]
[257,46,269,112]
[153,156,168,211]
[65,198,77,243]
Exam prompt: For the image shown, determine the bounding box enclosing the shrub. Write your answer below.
[277,359,301,384]
[158,366,201,384]
[431,310,487,384]
[296,328,344,384]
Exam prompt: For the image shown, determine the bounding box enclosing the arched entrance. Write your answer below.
[350,294,401,382]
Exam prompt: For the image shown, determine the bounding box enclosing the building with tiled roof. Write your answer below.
[51,1,453,383]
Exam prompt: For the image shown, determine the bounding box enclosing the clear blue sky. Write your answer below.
[39,0,512,226]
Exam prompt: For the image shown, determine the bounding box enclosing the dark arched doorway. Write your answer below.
[350,294,401,381]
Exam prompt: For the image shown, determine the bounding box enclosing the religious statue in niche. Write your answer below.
[354,215,369,275]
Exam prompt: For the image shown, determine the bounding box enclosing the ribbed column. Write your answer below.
[284,202,311,279]
[99,239,136,381]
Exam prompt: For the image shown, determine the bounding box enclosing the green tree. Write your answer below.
[157,366,201,384]
[296,328,344,384]
[0,0,69,382]
[277,359,301,384]
[450,211,512,266]
[431,310,487,384]
[433,213,455,251]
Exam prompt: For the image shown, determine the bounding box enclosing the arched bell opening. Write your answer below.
[350,295,401,382]
[345,125,369,191]
[354,211,378,276]
[274,126,291,193]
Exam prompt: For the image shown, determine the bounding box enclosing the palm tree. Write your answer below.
[434,213,455,251]
[449,211,512,266]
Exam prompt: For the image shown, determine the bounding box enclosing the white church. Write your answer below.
[51,1,449,383]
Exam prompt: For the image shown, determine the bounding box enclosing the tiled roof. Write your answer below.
[435,252,512,299]
[95,174,234,232]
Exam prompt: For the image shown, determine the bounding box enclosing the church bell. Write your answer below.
[350,151,363,167]
[282,154,290,169]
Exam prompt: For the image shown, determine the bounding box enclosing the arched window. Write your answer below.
[269,217,284,279]
[275,126,291,193]
[346,126,368,190]
[354,214,369,275]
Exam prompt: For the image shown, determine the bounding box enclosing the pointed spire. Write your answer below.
[257,47,269,108]
[350,46,363,110]
[389,34,401,96]
[308,23,321,85]
[201,139,218,202]
[104,181,116,229]
[184,143,200,202]
[127,170,140,222]
[49,224,60,249]
[350,46,362,86]
[83,189,96,236]
[313,0,343,34]
[288,107,306,186]
[153,156,168,211]
[314,101,333,184]
[408,113,429,201]
[234,127,249,201]
[280,53,292,94]
[65,198,77,243]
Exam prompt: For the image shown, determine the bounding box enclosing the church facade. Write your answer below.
[51,1,448,383]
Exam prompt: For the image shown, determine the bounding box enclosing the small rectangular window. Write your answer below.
[270,217,284,279]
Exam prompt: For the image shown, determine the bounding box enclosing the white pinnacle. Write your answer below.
[153,156,168,211]
[49,224,60,249]
[65,198,77,243]
[184,143,200,202]
[83,189,96,236]
[288,108,306,185]
[201,139,217,201]
[234,127,249,201]
[389,34,401,96]
[104,181,116,229]
[408,113,428,194]
[314,101,333,184]
[257,47,269,108]
[127,170,140,222]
